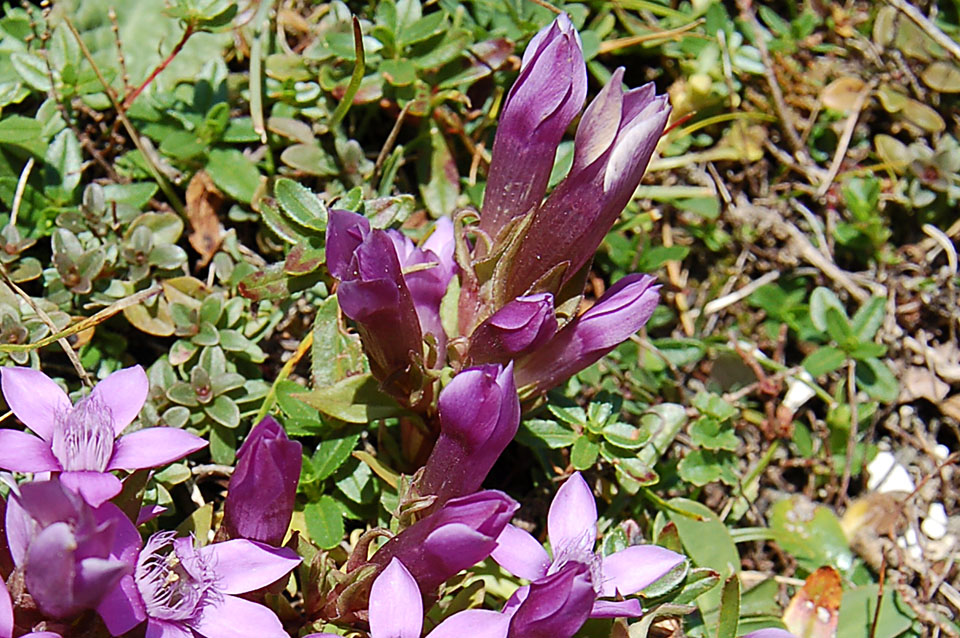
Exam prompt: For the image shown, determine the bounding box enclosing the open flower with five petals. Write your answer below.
[491,472,684,618]
[0,366,207,506]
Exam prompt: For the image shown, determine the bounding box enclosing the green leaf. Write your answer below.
[677,449,722,486]
[206,148,261,203]
[570,436,600,470]
[769,495,855,575]
[45,129,83,197]
[280,144,338,176]
[841,176,880,222]
[274,178,328,231]
[0,116,46,156]
[692,392,737,421]
[602,421,650,450]
[10,52,51,92]
[837,585,916,638]
[850,296,885,342]
[175,503,214,544]
[517,419,578,449]
[689,417,739,451]
[294,374,403,424]
[855,357,899,403]
[304,495,344,550]
[809,287,846,333]
[716,575,740,638]
[311,296,367,386]
[824,305,853,345]
[418,126,459,217]
[209,423,236,464]
[802,346,847,376]
[312,432,361,482]
[204,395,240,428]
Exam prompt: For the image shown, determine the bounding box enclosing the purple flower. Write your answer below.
[387,217,457,354]
[0,366,207,506]
[97,531,301,638]
[326,210,427,400]
[221,416,302,546]
[370,490,518,596]
[427,562,594,638]
[491,472,684,618]
[479,15,587,245]
[502,70,671,301]
[467,293,557,365]
[514,274,661,393]
[4,479,138,619]
[0,576,61,638]
[741,631,797,638]
[417,364,520,507]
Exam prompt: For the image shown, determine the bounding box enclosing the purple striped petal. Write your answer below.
[190,594,289,638]
[426,610,510,638]
[547,473,596,560]
[599,545,685,597]
[96,574,146,636]
[107,427,207,471]
[89,366,149,435]
[490,524,551,581]
[146,619,193,638]
[369,559,422,638]
[198,540,301,595]
[59,471,122,507]
[0,367,70,441]
[590,598,643,618]
[0,430,60,473]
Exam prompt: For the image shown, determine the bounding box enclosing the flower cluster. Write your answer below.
[0,368,302,638]
[326,13,665,409]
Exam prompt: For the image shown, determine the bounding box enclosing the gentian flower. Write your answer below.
[4,479,138,619]
[491,472,684,617]
[478,13,587,245]
[221,415,301,546]
[417,364,520,507]
[0,576,61,637]
[426,562,594,638]
[369,490,518,596]
[97,531,301,638]
[742,631,797,638]
[466,294,557,366]
[500,69,671,302]
[0,366,207,506]
[514,274,661,393]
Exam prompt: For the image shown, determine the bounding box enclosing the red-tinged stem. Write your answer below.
[121,24,194,110]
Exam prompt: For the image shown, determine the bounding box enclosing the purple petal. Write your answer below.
[190,594,289,638]
[96,574,146,636]
[22,633,62,638]
[369,558,422,638]
[199,540,301,594]
[136,505,167,525]
[740,631,797,638]
[508,562,595,638]
[426,610,510,638]
[89,366,149,435]
[0,429,60,473]
[599,545,685,597]
[490,524,551,581]
[0,367,71,441]
[0,577,12,638]
[107,427,207,471]
[590,598,643,618]
[4,490,34,566]
[59,471,123,508]
[23,522,80,618]
[146,619,193,638]
[547,473,596,560]
[325,209,370,280]
[424,523,498,574]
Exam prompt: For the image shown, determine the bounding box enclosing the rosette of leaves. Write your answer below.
[162,345,269,464]
[0,224,41,283]
[121,212,189,282]
[677,392,741,488]
[519,400,687,493]
[49,227,106,295]
[168,291,269,366]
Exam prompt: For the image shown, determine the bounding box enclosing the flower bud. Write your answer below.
[515,274,660,392]
[222,416,302,546]
[480,15,586,244]
[5,479,137,619]
[371,490,518,595]
[418,364,519,506]
[467,293,557,365]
